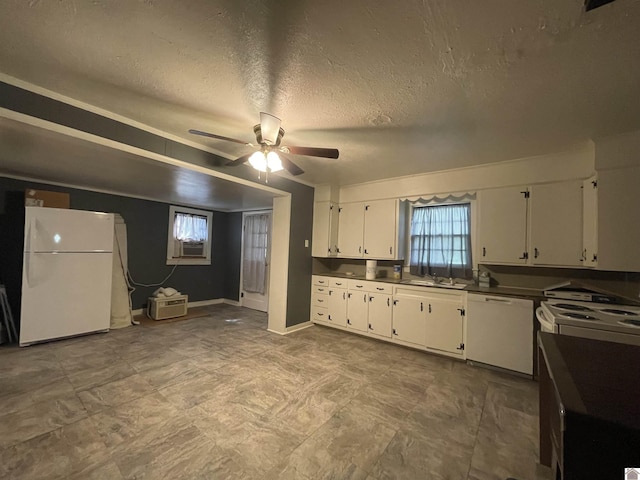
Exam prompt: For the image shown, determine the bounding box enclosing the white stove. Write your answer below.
[537,299,640,346]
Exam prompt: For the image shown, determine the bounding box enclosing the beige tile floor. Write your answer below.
[0,304,550,479]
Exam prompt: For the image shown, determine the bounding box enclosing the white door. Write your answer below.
[529,181,583,267]
[20,252,113,345]
[337,202,365,257]
[364,199,397,259]
[241,211,272,312]
[392,296,427,347]
[477,186,528,264]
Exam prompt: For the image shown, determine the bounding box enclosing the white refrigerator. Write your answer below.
[19,207,115,346]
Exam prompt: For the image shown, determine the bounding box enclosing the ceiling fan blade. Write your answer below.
[282,145,339,159]
[225,152,254,166]
[188,129,250,146]
[260,112,282,145]
[279,154,305,176]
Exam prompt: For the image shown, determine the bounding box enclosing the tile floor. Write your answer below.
[0,304,550,479]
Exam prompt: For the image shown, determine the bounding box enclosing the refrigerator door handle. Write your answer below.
[25,216,35,287]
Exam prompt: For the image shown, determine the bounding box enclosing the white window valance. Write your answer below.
[401,192,476,205]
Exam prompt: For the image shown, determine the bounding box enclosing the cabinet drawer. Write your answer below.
[313,293,329,307]
[312,275,330,286]
[312,306,329,323]
[329,278,348,288]
[369,283,393,295]
[348,279,390,293]
[312,285,330,295]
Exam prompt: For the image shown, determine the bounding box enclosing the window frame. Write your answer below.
[405,200,477,277]
[166,205,213,266]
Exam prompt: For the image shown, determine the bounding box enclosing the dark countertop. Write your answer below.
[538,332,640,430]
[313,272,544,299]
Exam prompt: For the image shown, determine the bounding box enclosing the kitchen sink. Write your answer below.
[400,279,467,290]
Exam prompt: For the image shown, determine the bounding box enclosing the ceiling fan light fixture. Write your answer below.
[248,151,267,172]
[267,151,283,172]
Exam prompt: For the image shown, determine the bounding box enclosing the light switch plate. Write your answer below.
[304,239,309,248]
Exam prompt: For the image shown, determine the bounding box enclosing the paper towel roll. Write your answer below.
[366,260,377,280]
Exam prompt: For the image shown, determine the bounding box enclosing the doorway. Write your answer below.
[240,210,272,312]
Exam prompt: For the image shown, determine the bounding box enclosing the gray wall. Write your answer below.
[0,81,315,327]
[0,176,243,318]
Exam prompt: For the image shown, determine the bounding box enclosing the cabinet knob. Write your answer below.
[392,328,398,336]
[482,247,486,257]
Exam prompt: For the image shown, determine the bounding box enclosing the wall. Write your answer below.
[337,142,595,203]
[0,81,315,328]
[0,176,243,319]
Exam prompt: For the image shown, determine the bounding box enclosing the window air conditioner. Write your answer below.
[180,241,205,257]
[147,295,188,320]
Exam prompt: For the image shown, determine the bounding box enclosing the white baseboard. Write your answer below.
[268,321,314,336]
[223,299,241,306]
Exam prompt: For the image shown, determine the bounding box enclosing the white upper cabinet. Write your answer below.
[363,200,400,259]
[477,186,529,264]
[312,201,339,257]
[597,167,640,272]
[337,202,365,257]
[337,199,405,260]
[529,181,583,267]
[582,175,598,268]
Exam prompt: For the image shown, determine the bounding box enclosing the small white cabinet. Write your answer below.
[346,290,368,332]
[337,202,365,257]
[337,199,405,260]
[327,285,348,327]
[367,292,392,338]
[312,201,339,257]
[477,186,528,264]
[529,181,583,267]
[582,175,598,268]
[391,295,426,347]
[424,292,465,356]
[597,167,640,271]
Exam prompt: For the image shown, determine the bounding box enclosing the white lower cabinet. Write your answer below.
[311,276,467,360]
[367,292,392,338]
[424,293,465,356]
[346,290,368,332]
[327,287,348,327]
[391,295,426,347]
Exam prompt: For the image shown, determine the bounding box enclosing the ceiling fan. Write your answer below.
[189,112,339,177]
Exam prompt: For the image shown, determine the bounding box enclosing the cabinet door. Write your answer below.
[477,186,528,264]
[327,288,347,327]
[337,202,365,257]
[582,176,598,268]
[530,181,583,267]
[347,291,368,332]
[392,296,426,347]
[364,199,397,259]
[597,167,640,271]
[312,201,338,257]
[425,297,464,355]
[367,293,392,338]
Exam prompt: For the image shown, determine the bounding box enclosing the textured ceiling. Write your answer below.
[0,0,639,187]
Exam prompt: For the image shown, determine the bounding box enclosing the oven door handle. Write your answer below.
[536,306,556,333]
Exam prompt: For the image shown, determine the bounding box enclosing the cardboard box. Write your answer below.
[25,189,70,209]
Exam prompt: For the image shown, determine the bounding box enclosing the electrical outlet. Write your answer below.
[304,239,309,248]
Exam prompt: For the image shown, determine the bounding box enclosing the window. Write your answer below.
[409,203,472,279]
[166,205,213,265]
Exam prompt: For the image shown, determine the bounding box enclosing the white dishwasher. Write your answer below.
[466,294,534,375]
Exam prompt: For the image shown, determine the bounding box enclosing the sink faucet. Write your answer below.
[430,273,438,283]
